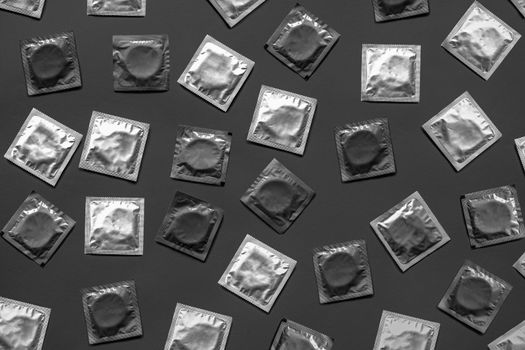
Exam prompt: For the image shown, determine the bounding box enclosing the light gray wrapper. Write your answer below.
[87,0,145,16]
[270,319,333,350]
[208,0,267,27]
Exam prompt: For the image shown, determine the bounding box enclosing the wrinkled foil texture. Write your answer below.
[489,320,525,350]
[208,0,267,27]
[271,319,333,350]
[0,0,44,18]
[372,0,430,22]
[87,0,145,16]
[515,136,525,173]
[513,251,525,278]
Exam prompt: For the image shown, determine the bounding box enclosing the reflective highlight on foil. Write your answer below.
[0,0,44,18]
[88,0,145,15]
[271,319,333,350]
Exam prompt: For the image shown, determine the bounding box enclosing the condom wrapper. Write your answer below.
[510,0,525,17]
[270,319,333,350]
[218,234,296,313]
[170,125,232,185]
[163,303,232,350]
[178,35,254,112]
[265,4,340,79]
[442,1,521,80]
[313,240,373,304]
[515,137,525,173]
[489,320,525,350]
[1,191,75,266]
[87,0,145,16]
[372,0,429,22]
[241,158,315,234]
[373,310,440,350]
[156,191,223,261]
[21,31,82,96]
[208,0,267,27]
[370,191,450,272]
[438,261,512,334]
[0,0,45,18]
[513,251,525,278]
[113,35,169,91]
[4,108,82,187]
[461,185,524,248]
[247,85,317,155]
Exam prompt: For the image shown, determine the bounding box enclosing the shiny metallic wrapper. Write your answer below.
[247,85,317,155]
[4,108,82,187]
[241,158,315,234]
[163,303,232,350]
[313,240,373,304]
[422,91,501,171]
[265,4,340,79]
[361,44,421,103]
[1,191,75,266]
[515,136,525,173]
[514,251,525,278]
[510,0,525,17]
[113,35,169,91]
[373,310,440,350]
[270,319,333,350]
[85,197,144,255]
[489,320,525,350]
[0,0,45,18]
[156,191,223,261]
[79,111,150,182]
[170,125,232,185]
[0,296,51,350]
[438,260,512,334]
[20,31,82,96]
[372,0,429,22]
[208,0,267,27]
[461,185,524,248]
[442,1,521,80]
[335,118,395,182]
[87,0,145,16]
[177,35,254,112]
[218,234,296,313]
[81,280,142,344]
[370,191,450,272]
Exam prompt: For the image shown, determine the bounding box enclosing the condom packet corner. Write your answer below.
[488,320,525,350]
[510,0,525,17]
[515,136,525,172]
[0,0,46,18]
[513,251,525,278]
[207,0,267,27]
[371,0,429,22]
[270,319,334,350]
[87,0,146,16]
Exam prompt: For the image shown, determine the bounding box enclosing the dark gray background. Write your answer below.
[1,0,525,349]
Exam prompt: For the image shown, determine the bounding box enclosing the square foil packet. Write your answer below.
[21,31,82,96]
[218,234,296,313]
[265,4,340,79]
[461,185,524,248]
[422,91,501,171]
[81,280,142,344]
[442,1,521,80]
[372,0,430,22]
[0,0,45,18]
[370,191,450,272]
[0,296,51,350]
[113,35,169,91]
[489,320,525,350]
[2,191,75,266]
[510,0,525,17]
[208,0,267,27]
[163,303,232,350]
[170,125,232,186]
[270,319,334,350]
[79,111,150,182]
[335,118,396,182]
[247,85,317,155]
[87,0,145,16]
[313,240,374,304]
[361,44,421,103]
[515,136,525,172]
[438,260,512,334]
[85,197,144,255]
[4,108,82,187]
[156,191,223,261]
[241,158,315,234]
[373,310,440,350]
[513,251,525,278]
[178,35,254,112]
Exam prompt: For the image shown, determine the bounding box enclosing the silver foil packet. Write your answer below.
[21,31,82,96]
[370,191,450,272]
[373,310,440,350]
[335,118,396,182]
[4,108,82,187]
[0,296,51,350]
[442,1,521,80]
[0,0,45,18]
[208,0,267,27]
[270,319,334,350]
[247,85,317,155]
[489,320,525,350]
[170,125,232,186]
[218,234,296,313]
[515,136,525,172]
[163,303,232,350]
[79,111,150,182]
[241,158,315,234]
[156,191,223,261]
[422,91,501,171]
[372,0,430,22]
[177,35,255,112]
[361,44,421,103]
[313,240,374,304]
[461,185,524,248]
[510,0,525,17]
[81,280,142,344]
[1,191,75,266]
[85,197,144,255]
[113,35,169,91]
[438,260,512,334]
[514,251,525,278]
[265,4,340,79]
[87,0,145,16]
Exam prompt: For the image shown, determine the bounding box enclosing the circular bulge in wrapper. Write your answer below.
[18,211,57,249]
[472,200,512,236]
[184,138,222,171]
[91,293,128,330]
[379,0,415,14]
[280,24,324,63]
[344,130,382,169]
[29,44,67,82]
[257,179,294,214]
[454,276,493,312]
[321,252,359,290]
[124,45,163,80]
[167,211,210,246]
[388,215,427,248]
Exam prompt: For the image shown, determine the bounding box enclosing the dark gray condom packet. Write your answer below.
[270,319,333,350]
[372,0,429,22]
[0,0,45,18]
[438,260,512,334]
[156,191,223,261]
[489,320,525,350]
[1,191,75,266]
[87,0,145,16]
